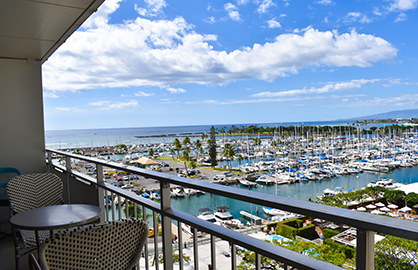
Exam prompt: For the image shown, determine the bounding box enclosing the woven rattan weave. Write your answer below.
[39,218,147,270]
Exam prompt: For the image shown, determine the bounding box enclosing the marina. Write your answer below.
[61,124,418,227]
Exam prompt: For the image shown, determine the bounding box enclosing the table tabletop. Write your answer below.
[10,204,103,230]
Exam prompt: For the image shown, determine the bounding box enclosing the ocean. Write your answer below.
[45,120,389,150]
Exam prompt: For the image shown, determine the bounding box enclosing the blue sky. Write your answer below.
[42,0,418,130]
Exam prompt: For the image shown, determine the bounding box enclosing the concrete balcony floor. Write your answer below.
[0,234,30,270]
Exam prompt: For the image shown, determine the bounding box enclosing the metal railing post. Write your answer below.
[142,204,150,270]
[153,211,159,270]
[160,181,173,270]
[356,229,375,270]
[193,227,199,270]
[96,164,105,222]
[177,221,183,270]
[46,151,52,173]
[255,253,261,270]
[231,243,236,270]
[210,234,216,269]
[65,155,72,203]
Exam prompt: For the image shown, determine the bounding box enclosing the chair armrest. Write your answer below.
[28,254,41,270]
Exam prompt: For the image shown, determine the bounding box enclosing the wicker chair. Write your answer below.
[6,173,64,269]
[29,218,148,270]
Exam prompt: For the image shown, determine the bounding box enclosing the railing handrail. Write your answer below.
[47,148,418,242]
[57,169,341,269]
[49,150,344,270]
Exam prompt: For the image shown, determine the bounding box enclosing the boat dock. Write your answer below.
[240,211,265,225]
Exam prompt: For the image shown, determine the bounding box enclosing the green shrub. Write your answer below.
[276,222,298,239]
[276,218,316,240]
[323,228,339,239]
[295,219,304,228]
[323,238,356,259]
[297,224,316,239]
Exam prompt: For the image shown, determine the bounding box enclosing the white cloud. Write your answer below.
[237,0,250,5]
[135,0,167,17]
[167,87,186,94]
[44,92,59,98]
[257,0,276,14]
[345,12,372,23]
[342,98,348,102]
[204,17,216,24]
[82,0,122,29]
[89,100,138,110]
[42,13,397,94]
[90,101,111,106]
[373,7,383,16]
[267,18,281,28]
[316,0,333,5]
[224,3,241,21]
[293,25,313,34]
[388,0,417,12]
[251,79,379,98]
[395,13,408,22]
[135,91,154,97]
[186,96,327,105]
[55,107,83,112]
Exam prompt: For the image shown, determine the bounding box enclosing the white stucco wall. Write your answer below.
[0,58,46,174]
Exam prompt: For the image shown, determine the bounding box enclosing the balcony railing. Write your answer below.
[46,148,418,270]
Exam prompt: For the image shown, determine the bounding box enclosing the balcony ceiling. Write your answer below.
[0,0,105,64]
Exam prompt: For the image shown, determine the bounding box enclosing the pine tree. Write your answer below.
[209,126,217,167]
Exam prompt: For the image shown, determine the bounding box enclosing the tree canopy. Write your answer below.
[375,235,418,270]
[222,143,236,170]
[209,126,217,167]
[173,138,182,159]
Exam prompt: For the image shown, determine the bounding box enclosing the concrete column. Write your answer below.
[0,58,45,230]
[0,58,45,174]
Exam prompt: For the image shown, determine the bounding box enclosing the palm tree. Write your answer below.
[222,143,235,170]
[188,160,197,170]
[195,139,202,159]
[124,203,152,220]
[180,150,190,171]
[169,148,175,159]
[173,138,182,159]
[72,148,83,155]
[237,154,244,166]
[148,148,154,157]
[253,137,261,146]
[182,136,191,146]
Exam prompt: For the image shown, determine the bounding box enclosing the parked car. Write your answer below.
[213,175,226,181]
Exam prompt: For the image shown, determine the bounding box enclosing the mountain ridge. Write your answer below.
[342,109,418,121]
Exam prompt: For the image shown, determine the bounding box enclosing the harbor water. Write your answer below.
[171,166,418,224]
